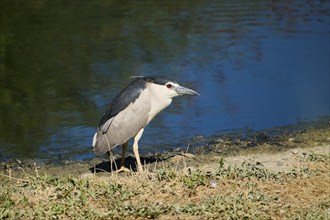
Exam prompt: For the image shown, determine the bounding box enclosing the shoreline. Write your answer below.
[1,116,329,164]
[1,126,329,175]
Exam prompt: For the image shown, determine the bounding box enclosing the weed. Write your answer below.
[216,158,280,181]
[180,169,207,190]
[307,153,329,162]
[156,168,176,181]
[178,191,280,219]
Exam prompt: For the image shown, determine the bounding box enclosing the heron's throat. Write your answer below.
[147,84,173,124]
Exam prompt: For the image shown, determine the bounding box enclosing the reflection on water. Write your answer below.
[0,0,329,160]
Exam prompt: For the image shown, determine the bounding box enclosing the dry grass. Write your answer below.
[1,128,329,219]
[1,151,329,219]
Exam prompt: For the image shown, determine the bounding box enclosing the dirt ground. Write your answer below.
[1,127,329,219]
[3,126,328,178]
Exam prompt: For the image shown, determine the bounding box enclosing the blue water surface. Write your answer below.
[0,0,329,161]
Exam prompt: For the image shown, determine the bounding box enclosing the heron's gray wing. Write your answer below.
[98,78,147,133]
[93,88,151,155]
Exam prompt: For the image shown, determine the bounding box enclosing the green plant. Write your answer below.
[180,169,207,189]
[156,168,176,181]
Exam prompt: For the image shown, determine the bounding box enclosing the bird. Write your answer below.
[92,76,199,172]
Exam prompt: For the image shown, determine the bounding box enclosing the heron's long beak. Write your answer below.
[175,85,200,96]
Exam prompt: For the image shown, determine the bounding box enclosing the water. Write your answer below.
[0,0,329,161]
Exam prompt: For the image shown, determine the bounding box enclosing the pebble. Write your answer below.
[192,135,204,141]
[292,150,298,154]
[209,180,217,188]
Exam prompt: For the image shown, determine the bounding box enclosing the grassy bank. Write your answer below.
[1,128,329,219]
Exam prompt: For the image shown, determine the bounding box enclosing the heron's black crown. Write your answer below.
[141,76,177,86]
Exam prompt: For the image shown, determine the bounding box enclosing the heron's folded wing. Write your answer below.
[98,78,147,129]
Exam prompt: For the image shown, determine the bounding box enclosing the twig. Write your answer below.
[34,162,39,177]
[186,144,190,153]
[0,173,30,183]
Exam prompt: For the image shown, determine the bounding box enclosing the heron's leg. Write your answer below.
[112,142,131,173]
[133,128,144,172]
[120,142,128,167]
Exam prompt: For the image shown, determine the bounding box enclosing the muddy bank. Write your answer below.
[1,127,329,178]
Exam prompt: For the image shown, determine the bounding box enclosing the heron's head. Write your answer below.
[142,76,200,99]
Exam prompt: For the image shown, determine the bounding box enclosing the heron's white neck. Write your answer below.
[146,83,173,124]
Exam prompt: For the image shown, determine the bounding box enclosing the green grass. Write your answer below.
[1,153,329,219]
[307,153,330,162]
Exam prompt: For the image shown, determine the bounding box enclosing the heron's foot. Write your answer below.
[114,166,131,173]
[137,167,144,173]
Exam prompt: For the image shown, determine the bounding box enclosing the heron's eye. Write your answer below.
[166,83,173,89]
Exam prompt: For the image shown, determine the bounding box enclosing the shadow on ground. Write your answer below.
[89,155,162,173]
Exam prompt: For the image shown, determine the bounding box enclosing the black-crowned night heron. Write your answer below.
[93,76,199,172]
